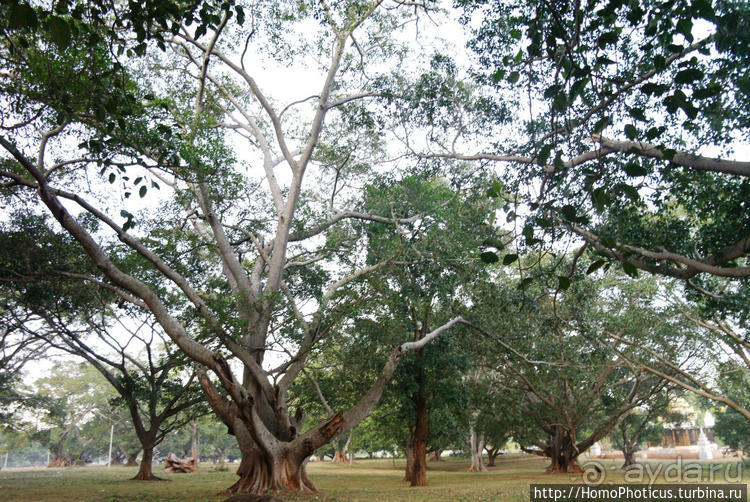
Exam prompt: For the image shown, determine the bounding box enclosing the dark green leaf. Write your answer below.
[558,276,571,290]
[108,173,116,184]
[139,186,147,198]
[537,144,553,166]
[674,68,704,85]
[537,217,552,228]
[624,161,649,177]
[561,204,577,220]
[482,237,505,250]
[503,254,518,265]
[614,183,640,201]
[628,107,646,122]
[48,16,72,48]
[8,3,37,29]
[586,259,606,274]
[624,124,638,140]
[592,116,609,132]
[480,252,499,264]
[597,31,619,47]
[507,71,520,84]
[510,29,521,40]
[622,260,639,278]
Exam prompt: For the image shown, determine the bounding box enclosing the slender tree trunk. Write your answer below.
[468,426,487,472]
[621,446,637,469]
[409,392,428,486]
[486,447,498,467]
[190,419,199,470]
[132,446,163,481]
[429,449,442,462]
[403,440,415,482]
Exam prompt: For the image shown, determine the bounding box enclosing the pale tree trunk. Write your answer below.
[191,419,199,469]
[429,450,442,462]
[217,449,227,467]
[195,318,466,495]
[468,426,487,473]
[331,431,352,463]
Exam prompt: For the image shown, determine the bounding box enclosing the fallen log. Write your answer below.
[164,453,197,473]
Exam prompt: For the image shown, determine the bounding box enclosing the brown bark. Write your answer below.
[621,447,637,469]
[132,447,164,481]
[486,447,500,467]
[429,450,442,462]
[125,453,138,467]
[409,392,428,486]
[403,441,414,482]
[543,426,585,474]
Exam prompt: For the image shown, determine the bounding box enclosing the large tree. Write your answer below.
[469,272,698,473]
[0,0,472,494]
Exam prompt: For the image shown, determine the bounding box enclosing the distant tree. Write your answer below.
[609,389,682,468]
[1,213,207,479]
[469,272,697,473]
[32,362,117,467]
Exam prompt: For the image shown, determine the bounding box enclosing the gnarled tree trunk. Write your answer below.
[429,449,442,462]
[543,426,584,473]
[226,435,315,494]
[48,455,72,468]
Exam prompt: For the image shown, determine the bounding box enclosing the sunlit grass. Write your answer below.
[0,456,746,501]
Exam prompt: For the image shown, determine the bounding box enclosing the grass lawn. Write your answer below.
[0,456,747,501]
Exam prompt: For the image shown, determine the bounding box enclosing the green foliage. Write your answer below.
[713,362,750,455]
[467,268,698,457]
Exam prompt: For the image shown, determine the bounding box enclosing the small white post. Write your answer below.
[3,452,8,469]
[107,424,114,467]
